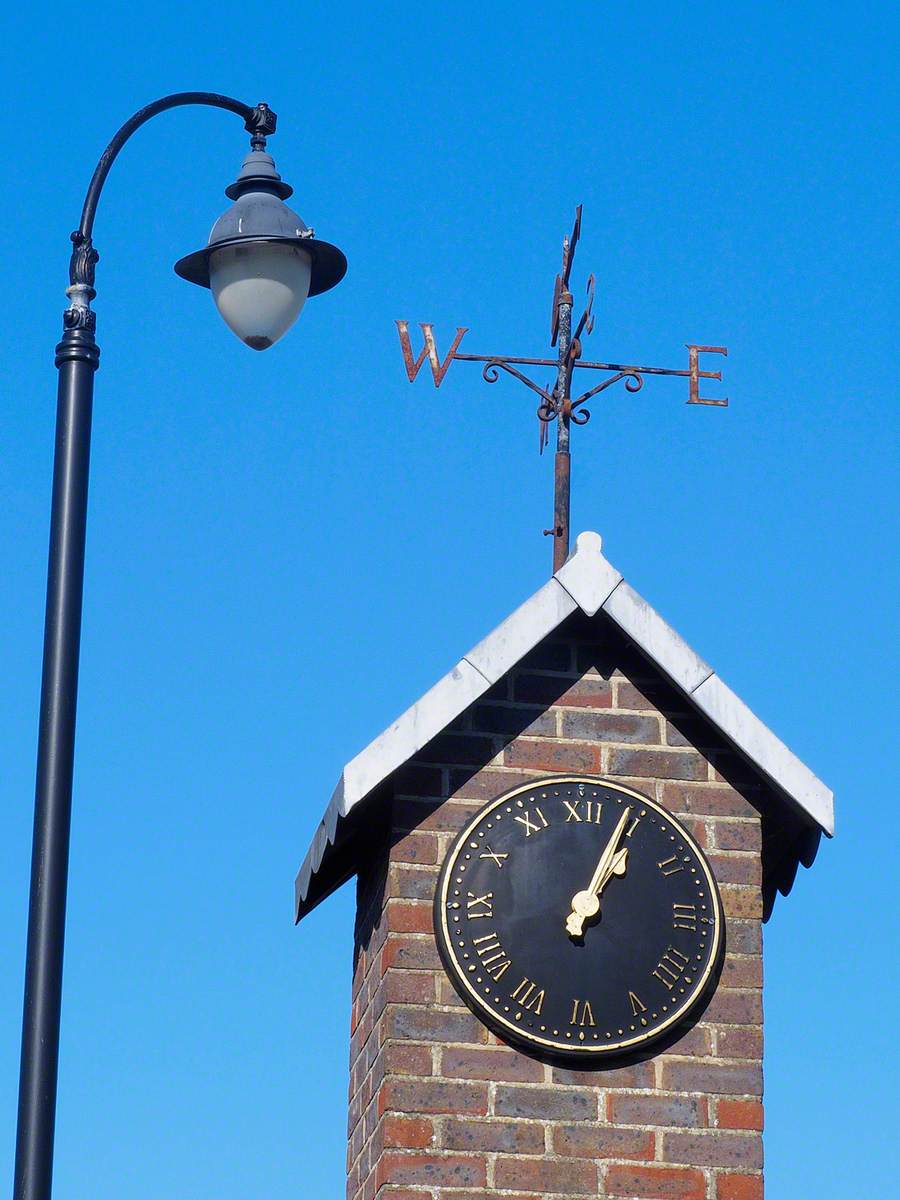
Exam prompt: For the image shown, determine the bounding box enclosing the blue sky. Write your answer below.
[1,2,897,1196]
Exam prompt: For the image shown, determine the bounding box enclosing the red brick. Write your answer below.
[663,782,758,819]
[348,1120,364,1167]
[437,975,467,1007]
[440,1195,540,1200]
[561,710,661,743]
[665,1023,713,1057]
[385,1005,484,1044]
[375,1152,485,1189]
[390,831,439,866]
[494,1083,596,1120]
[381,971,435,1006]
[383,1042,433,1076]
[726,920,762,955]
[721,955,763,988]
[442,1117,544,1154]
[610,1093,707,1128]
[388,865,438,901]
[710,854,762,886]
[512,673,613,708]
[386,901,434,935]
[448,768,536,801]
[433,1195,540,1200]
[661,1060,762,1097]
[381,936,443,972]
[553,1123,655,1159]
[720,886,764,920]
[717,1099,764,1130]
[350,998,363,1036]
[704,988,763,1025]
[378,1190,435,1200]
[504,738,601,773]
[553,1060,655,1089]
[608,748,708,781]
[382,1115,434,1149]
[677,814,710,847]
[664,1130,762,1168]
[380,1077,488,1117]
[717,1026,764,1060]
[606,1164,707,1199]
[717,1173,764,1200]
[494,1156,597,1194]
[440,1046,543,1083]
[714,821,761,852]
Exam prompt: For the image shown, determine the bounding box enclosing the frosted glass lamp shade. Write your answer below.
[173,146,346,344]
[209,242,312,350]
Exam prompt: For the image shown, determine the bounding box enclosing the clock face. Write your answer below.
[435,775,723,1060]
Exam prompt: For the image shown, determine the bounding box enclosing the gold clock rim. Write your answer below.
[437,774,724,1056]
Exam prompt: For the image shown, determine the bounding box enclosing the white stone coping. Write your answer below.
[295,531,834,918]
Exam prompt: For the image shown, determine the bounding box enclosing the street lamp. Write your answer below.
[175,140,346,348]
[14,92,346,1200]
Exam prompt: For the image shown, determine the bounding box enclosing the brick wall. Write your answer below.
[347,614,765,1200]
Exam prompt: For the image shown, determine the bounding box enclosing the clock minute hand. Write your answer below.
[586,807,632,896]
[566,806,632,937]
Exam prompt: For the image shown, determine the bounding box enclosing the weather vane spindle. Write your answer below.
[397,206,728,572]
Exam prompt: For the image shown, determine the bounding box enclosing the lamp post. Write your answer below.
[14,92,346,1200]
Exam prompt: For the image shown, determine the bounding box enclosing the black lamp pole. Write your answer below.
[13,92,345,1200]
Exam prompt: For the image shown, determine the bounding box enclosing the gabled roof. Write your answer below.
[294,532,833,921]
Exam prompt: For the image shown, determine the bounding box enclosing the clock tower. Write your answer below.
[294,532,832,1200]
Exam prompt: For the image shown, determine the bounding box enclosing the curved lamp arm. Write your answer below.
[66,92,276,324]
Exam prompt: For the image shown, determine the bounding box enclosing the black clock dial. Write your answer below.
[435,775,723,1060]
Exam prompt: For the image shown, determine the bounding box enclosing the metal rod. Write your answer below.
[453,352,721,381]
[14,326,98,1200]
[553,290,573,572]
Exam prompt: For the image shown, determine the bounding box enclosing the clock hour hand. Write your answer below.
[566,806,631,938]
[565,847,628,937]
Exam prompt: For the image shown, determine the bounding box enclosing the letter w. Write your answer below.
[396,321,468,387]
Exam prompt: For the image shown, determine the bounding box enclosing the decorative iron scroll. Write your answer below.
[394,207,728,564]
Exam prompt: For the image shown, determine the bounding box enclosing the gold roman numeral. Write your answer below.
[564,798,602,823]
[625,815,641,838]
[514,807,549,837]
[628,990,647,1016]
[466,891,494,919]
[569,999,596,1027]
[479,845,508,868]
[652,946,690,990]
[510,976,545,1014]
[472,932,511,980]
[658,854,685,877]
[672,903,697,931]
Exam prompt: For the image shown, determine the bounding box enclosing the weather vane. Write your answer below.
[397,206,728,571]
